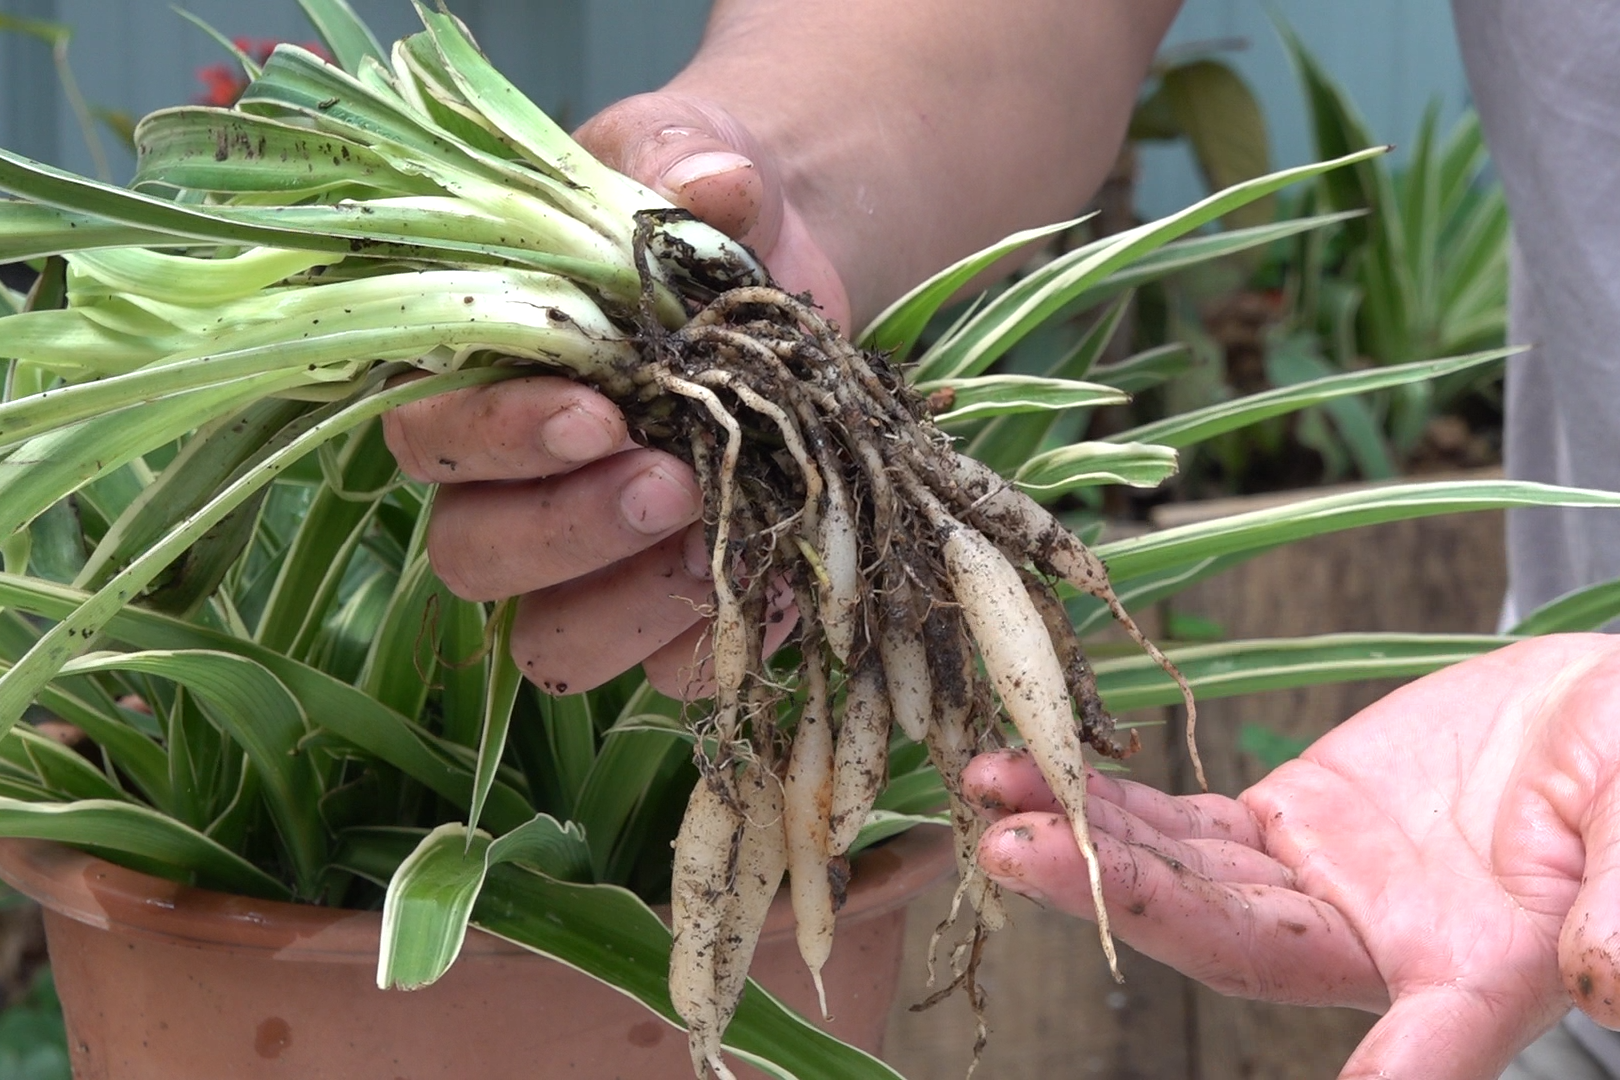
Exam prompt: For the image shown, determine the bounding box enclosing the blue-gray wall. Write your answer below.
[0,0,1469,215]
[0,0,709,181]
[1140,1,1471,217]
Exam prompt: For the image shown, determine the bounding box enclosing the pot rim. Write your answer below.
[0,824,955,964]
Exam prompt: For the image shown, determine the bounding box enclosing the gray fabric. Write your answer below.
[1569,1012,1620,1076]
[1501,1019,1612,1080]
[1452,2,1620,1076]
[1451,0,1620,627]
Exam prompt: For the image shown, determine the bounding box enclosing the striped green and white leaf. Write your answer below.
[1106,348,1510,450]
[1093,632,1512,712]
[377,815,590,991]
[1095,480,1620,582]
[1015,442,1179,495]
[922,374,1127,424]
[911,150,1387,383]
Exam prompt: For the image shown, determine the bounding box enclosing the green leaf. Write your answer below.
[467,601,520,838]
[1093,632,1510,712]
[1106,349,1509,450]
[472,865,905,1080]
[1059,211,1365,318]
[1014,442,1179,495]
[377,814,591,991]
[859,217,1082,360]
[353,548,441,718]
[1265,338,1396,481]
[0,368,519,750]
[0,570,534,832]
[1085,343,1197,394]
[25,682,169,809]
[0,150,639,299]
[0,372,324,543]
[572,726,688,882]
[923,374,1127,424]
[0,726,123,802]
[1510,578,1620,636]
[1095,480,1620,583]
[1159,60,1273,229]
[78,398,311,593]
[915,149,1386,382]
[61,650,327,898]
[259,419,397,657]
[295,0,388,76]
[0,798,288,899]
[847,813,947,858]
[132,108,430,197]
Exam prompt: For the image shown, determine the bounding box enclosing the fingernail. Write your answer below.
[681,523,713,580]
[660,150,754,197]
[538,404,618,464]
[620,465,701,536]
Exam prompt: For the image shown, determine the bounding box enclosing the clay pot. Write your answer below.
[0,826,953,1079]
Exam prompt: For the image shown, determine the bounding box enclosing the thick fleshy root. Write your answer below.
[644,285,1193,1077]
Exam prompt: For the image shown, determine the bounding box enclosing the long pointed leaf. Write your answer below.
[467,601,520,838]
[0,798,288,899]
[859,217,1083,359]
[916,149,1386,381]
[61,650,326,898]
[1106,349,1510,450]
[1096,480,1620,582]
[1510,578,1620,636]
[1094,632,1511,712]
[0,368,518,743]
[295,0,387,75]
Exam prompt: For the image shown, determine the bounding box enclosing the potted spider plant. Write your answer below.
[2,3,1620,1078]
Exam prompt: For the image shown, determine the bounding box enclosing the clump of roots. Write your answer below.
[618,225,1196,1079]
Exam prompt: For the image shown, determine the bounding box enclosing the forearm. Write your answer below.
[666,0,1182,327]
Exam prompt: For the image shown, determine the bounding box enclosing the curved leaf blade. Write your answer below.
[1106,348,1511,450]
[61,649,326,898]
[1096,481,1620,582]
[1510,578,1620,636]
[1093,632,1511,712]
[0,798,289,899]
[859,217,1084,360]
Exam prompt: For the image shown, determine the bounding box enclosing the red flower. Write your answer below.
[194,39,332,107]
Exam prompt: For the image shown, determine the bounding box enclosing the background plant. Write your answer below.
[1095,25,1511,497]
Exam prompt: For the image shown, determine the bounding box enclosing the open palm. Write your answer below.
[964,634,1620,1080]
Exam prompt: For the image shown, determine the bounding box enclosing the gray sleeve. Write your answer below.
[1452,0,1620,623]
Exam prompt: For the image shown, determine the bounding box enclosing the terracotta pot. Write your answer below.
[0,826,954,1079]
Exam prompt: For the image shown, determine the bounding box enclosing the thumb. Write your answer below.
[574,92,779,249]
[1338,988,1559,1080]
[574,92,851,329]
[1561,772,1620,1029]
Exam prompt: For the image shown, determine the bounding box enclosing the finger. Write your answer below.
[428,448,702,601]
[383,376,628,483]
[512,524,711,695]
[978,812,1384,1010]
[576,93,778,246]
[641,584,800,701]
[961,748,1063,818]
[574,94,851,329]
[1338,988,1559,1080]
[1083,798,1295,891]
[962,748,1264,847]
[1561,765,1620,1028]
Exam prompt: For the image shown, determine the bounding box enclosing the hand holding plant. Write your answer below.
[966,634,1620,1080]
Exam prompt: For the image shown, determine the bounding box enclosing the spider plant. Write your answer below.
[0,3,1616,1077]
